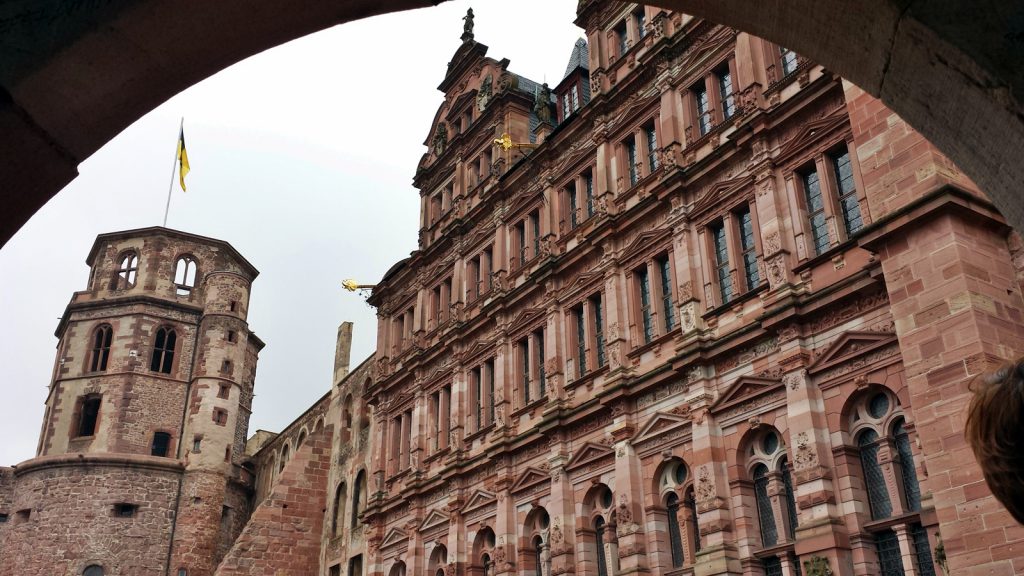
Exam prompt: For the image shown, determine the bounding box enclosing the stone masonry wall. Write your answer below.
[0,456,182,576]
[215,424,333,575]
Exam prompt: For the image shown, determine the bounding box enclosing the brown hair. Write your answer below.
[965,360,1024,525]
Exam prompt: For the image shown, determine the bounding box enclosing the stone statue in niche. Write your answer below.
[535,83,554,125]
[433,124,448,156]
[477,75,493,111]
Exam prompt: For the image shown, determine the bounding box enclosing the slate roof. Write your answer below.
[562,38,589,79]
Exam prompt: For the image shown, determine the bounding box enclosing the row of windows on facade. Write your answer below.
[406,139,863,347]
[107,253,198,296]
[85,325,238,374]
[364,392,932,576]
[71,393,232,456]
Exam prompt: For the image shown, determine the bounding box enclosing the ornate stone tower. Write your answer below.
[0,227,263,576]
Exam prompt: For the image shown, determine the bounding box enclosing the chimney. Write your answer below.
[333,321,353,384]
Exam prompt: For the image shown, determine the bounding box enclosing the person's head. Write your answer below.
[965,360,1024,524]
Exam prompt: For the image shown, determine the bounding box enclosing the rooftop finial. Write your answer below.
[462,7,475,43]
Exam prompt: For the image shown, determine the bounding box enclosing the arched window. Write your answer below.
[351,470,365,529]
[83,566,104,576]
[752,463,778,546]
[279,444,290,473]
[532,534,546,576]
[331,482,347,537]
[297,429,307,447]
[174,256,197,295]
[428,544,448,576]
[858,429,893,519]
[893,418,921,511]
[150,327,176,374]
[525,507,550,576]
[388,561,406,576]
[665,492,684,568]
[481,553,491,576]
[151,431,172,457]
[684,487,700,553]
[472,527,496,576]
[89,324,113,372]
[779,457,799,539]
[112,252,139,289]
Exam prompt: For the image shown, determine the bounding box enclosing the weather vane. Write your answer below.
[342,279,375,301]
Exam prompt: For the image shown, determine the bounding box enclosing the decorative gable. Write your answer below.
[711,375,783,414]
[419,508,450,533]
[807,331,899,375]
[507,308,546,335]
[565,442,614,471]
[633,411,691,444]
[462,489,496,514]
[510,467,550,495]
[692,175,753,217]
[776,111,848,163]
[620,228,671,262]
[561,270,603,300]
[460,337,496,363]
[380,527,409,549]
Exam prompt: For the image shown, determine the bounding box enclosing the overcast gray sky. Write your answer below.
[0,1,584,465]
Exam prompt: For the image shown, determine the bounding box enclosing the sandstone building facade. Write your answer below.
[2,3,1024,576]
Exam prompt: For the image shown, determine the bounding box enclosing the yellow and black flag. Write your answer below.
[177,126,191,191]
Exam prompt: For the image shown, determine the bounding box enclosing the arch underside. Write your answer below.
[0,0,1021,246]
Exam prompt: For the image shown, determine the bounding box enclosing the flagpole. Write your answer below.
[163,117,183,228]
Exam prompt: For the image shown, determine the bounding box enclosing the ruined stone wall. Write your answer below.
[0,455,182,576]
[215,424,333,576]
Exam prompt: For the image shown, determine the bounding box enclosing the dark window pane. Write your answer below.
[781,459,799,539]
[719,70,736,119]
[803,169,829,255]
[713,223,733,303]
[911,523,937,576]
[895,419,922,511]
[753,464,778,546]
[666,493,685,567]
[659,257,675,330]
[151,432,171,457]
[859,430,893,519]
[739,208,760,289]
[638,267,653,343]
[832,150,863,235]
[876,529,906,576]
[695,85,712,135]
[763,557,783,576]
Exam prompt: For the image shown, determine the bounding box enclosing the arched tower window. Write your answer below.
[150,327,176,374]
[89,324,113,372]
[351,470,366,529]
[279,443,290,473]
[83,566,104,576]
[111,252,139,290]
[174,256,197,295]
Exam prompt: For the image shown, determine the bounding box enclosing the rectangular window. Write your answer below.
[738,206,760,290]
[472,366,483,430]
[431,390,442,451]
[571,84,580,110]
[592,293,606,368]
[712,222,734,304]
[637,266,653,344]
[567,182,579,229]
[468,255,481,301]
[515,221,527,267]
[484,359,495,425]
[483,246,494,292]
[625,136,638,186]
[530,210,541,259]
[574,304,587,377]
[584,172,595,218]
[803,167,830,255]
[213,408,228,426]
[520,337,531,404]
[718,67,736,119]
[78,395,101,437]
[562,93,571,121]
[646,123,659,172]
[694,83,712,136]
[635,9,647,39]
[113,503,138,518]
[658,255,675,330]
[151,431,171,457]
[832,148,863,235]
[534,328,546,398]
[193,436,202,453]
[780,46,798,76]
[616,21,628,58]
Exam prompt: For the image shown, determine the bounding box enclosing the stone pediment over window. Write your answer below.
[510,467,549,495]
[691,175,753,218]
[419,508,450,533]
[710,375,783,414]
[775,111,848,163]
[507,308,546,335]
[462,489,496,514]
[672,24,734,80]
[632,411,692,446]
[459,337,496,364]
[620,228,670,262]
[380,527,409,549]
[560,270,603,301]
[807,331,900,375]
[565,442,614,471]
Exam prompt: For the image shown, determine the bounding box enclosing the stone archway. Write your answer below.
[1,0,1021,246]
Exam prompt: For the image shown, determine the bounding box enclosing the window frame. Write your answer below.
[88,324,113,373]
[111,251,139,290]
